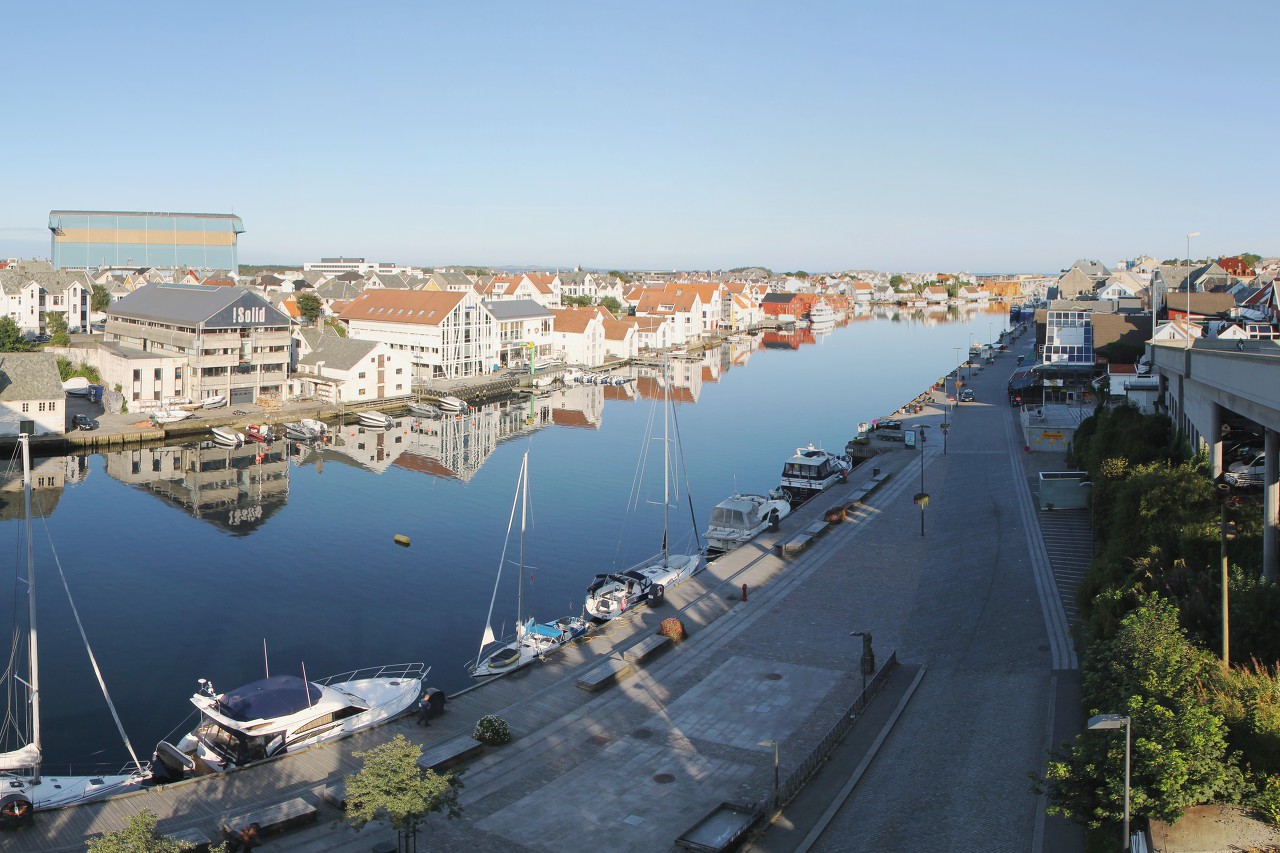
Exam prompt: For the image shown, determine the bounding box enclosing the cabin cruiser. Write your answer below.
[703,493,792,553]
[584,550,701,621]
[155,664,427,777]
[357,410,394,428]
[776,444,852,502]
[211,426,244,446]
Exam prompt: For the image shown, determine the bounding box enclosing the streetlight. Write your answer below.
[758,739,779,801]
[1218,484,1238,665]
[1088,714,1132,851]
[912,426,929,536]
[1185,231,1200,349]
[849,631,873,710]
[1079,481,1095,555]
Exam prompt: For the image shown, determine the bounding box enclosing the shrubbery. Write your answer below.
[472,715,511,745]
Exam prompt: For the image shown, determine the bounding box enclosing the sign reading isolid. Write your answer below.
[207,295,288,327]
[1041,432,1064,439]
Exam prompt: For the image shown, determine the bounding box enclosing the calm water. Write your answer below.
[4,304,1010,768]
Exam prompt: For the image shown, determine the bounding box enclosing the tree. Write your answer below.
[889,274,905,288]
[1037,595,1243,826]
[46,311,70,346]
[0,317,32,352]
[1241,253,1262,269]
[345,734,462,850]
[86,809,224,852]
[296,292,323,325]
[601,296,623,316]
[607,270,633,284]
[91,283,112,312]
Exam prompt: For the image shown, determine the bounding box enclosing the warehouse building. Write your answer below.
[49,210,245,274]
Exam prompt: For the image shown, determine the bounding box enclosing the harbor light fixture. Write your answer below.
[1088,713,1132,851]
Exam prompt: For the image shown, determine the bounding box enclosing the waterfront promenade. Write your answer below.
[7,339,1085,853]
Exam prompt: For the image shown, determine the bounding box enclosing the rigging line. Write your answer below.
[612,388,659,570]
[669,394,703,553]
[32,491,146,774]
[476,453,524,668]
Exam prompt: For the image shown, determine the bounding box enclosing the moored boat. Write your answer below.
[703,493,792,553]
[776,443,852,503]
[245,424,276,443]
[434,396,468,413]
[407,401,443,418]
[150,409,194,425]
[154,663,427,777]
[284,422,322,441]
[202,394,227,409]
[357,411,394,428]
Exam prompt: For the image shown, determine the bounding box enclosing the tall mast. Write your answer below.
[517,452,527,631]
[21,434,41,782]
[662,358,670,563]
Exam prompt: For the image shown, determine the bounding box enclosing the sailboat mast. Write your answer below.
[662,359,670,563]
[21,434,41,782]
[517,451,528,631]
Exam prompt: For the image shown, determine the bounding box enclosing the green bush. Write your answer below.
[1251,774,1280,826]
[472,715,511,745]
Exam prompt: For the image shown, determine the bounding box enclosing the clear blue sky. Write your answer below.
[2,1,1275,272]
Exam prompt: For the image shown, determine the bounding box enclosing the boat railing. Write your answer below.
[315,662,427,686]
[1,759,151,780]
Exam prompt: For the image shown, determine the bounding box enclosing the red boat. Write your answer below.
[245,424,276,443]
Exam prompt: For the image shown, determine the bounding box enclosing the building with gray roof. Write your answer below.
[0,266,94,337]
[0,352,66,436]
[294,334,411,404]
[101,282,291,407]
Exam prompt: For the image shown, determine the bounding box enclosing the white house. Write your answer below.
[634,285,708,345]
[294,335,411,403]
[549,307,607,367]
[339,288,497,379]
[602,314,637,360]
[0,352,65,436]
[484,298,555,368]
[0,266,92,337]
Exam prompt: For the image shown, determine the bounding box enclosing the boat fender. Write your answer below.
[394,534,411,547]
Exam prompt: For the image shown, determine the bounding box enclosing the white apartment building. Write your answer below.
[339,288,497,379]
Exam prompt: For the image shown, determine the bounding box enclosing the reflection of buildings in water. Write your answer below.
[325,383,605,482]
[759,328,815,350]
[633,361,701,404]
[728,338,755,367]
[0,455,89,519]
[101,442,289,534]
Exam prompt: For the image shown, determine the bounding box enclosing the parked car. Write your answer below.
[1225,453,1265,489]
[72,414,96,431]
[959,389,976,403]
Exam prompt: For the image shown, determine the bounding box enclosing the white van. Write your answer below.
[1226,453,1266,488]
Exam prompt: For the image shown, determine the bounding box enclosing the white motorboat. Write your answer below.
[435,396,468,413]
[585,358,702,621]
[703,493,792,553]
[0,436,150,813]
[809,300,838,327]
[300,418,328,436]
[156,663,427,776]
[211,426,244,446]
[62,377,91,396]
[357,410,394,428]
[284,422,323,441]
[776,443,852,502]
[202,394,227,409]
[150,409,194,425]
[407,401,443,418]
[469,452,588,678]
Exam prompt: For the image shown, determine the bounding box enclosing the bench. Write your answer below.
[221,796,318,839]
[805,521,829,536]
[576,634,672,691]
[165,827,214,852]
[846,489,870,505]
[782,533,813,554]
[318,781,347,807]
[872,469,892,483]
[417,734,486,773]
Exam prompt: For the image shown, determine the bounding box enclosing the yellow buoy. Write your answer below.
[394,534,411,547]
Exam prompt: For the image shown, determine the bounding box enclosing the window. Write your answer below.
[358,371,366,379]
[21,403,28,413]
[358,388,366,395]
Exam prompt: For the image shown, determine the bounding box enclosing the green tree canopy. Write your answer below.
[91,283,112,313]
[1038,595,1242,825]
[601,296,623,315]
[889,274,905,288]
[1240,253,1262,268]
[0,317,32,352]
[607,270,633,284]
[296,291,323,325]
[345,734,462,842]
[86,809,218,852]
[46,311,70,346]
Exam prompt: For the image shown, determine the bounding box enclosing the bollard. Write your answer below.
[741,583,748,602]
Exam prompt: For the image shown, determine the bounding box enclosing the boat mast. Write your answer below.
[21,434,41,783]
[662,358,670,564]
[517,451,527,634]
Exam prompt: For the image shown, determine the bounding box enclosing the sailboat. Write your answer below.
[584,360,702,621]
[0,435,150,816]
[469,451,587,678]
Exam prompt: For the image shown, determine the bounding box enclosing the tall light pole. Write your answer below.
[1219,485,1237,665]
[1185,231,1200,349]
[1088,714,1132,851]
[913,426,928,536]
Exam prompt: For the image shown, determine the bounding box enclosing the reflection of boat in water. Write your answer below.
[434,396,468,413]
[245,424,276,443]
[156,662,428,777]
[0,435,151,813]
[407,401,443,418]
[469,451,587,678]
[284,420,325,441]
[357,411,394,428]
[211,426,244,446]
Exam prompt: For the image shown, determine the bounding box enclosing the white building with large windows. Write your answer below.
[0,264,92,337]
[98,283,292,406]
[339,289,497,379]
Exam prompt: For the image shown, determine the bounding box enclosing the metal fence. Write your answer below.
[768,651,898,813]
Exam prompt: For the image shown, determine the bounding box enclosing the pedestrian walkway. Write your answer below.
[15,341,1088,853]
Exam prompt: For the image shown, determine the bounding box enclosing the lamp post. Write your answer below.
[1088,714,1132,851]
[758,739,779,801]
[1185,231,1200,349]
[849,631,873,710]
[1218,484,1237,665]
[913,426,928,536]
[1079,480,1095,555]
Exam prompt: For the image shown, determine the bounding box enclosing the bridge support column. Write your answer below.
[1208,403,1223,479]
[1266,429,1279,584]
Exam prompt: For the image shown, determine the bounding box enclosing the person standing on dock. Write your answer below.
[416,692,433,726]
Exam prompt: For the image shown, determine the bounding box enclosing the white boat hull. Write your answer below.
[470,617,587,678]
[584,553,701,621]
[357,411,394,428]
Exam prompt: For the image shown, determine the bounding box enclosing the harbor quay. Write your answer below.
[7,335,1087,853]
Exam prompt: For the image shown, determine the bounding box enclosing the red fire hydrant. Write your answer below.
[741,583,748,601]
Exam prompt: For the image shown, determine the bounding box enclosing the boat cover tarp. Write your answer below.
[528,622,562,639]
[217,675,323,722]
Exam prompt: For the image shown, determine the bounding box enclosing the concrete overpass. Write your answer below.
[1151,337,1280,580]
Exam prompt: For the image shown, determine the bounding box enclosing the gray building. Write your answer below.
[0,352,67,436]
[100,283,291,406]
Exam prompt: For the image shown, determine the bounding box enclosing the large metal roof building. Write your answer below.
[48,210,245,274]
